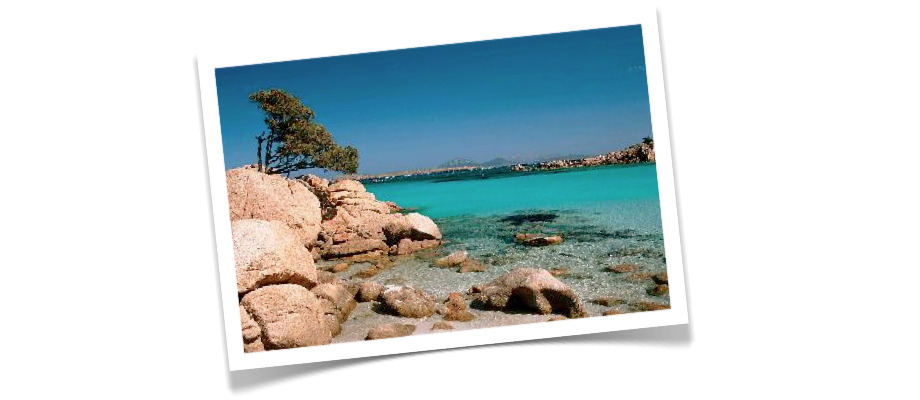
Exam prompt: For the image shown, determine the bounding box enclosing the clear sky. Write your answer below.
[215,25,652,175]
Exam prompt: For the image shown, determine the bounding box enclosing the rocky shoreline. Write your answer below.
[227,165,669,353]
[511,140,655,172]
[349,139,656,184]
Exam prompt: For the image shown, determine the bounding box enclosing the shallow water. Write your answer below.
[333,164,671,319]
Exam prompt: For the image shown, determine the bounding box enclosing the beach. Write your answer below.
[228,140,670,351]
[317,163,669,340]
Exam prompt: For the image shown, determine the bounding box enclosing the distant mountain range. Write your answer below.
[436,154,592,168]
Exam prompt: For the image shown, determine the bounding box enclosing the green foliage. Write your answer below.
[642,136,654,145]
[250,89,359,175]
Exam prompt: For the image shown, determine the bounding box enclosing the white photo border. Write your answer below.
[198,7,688,372]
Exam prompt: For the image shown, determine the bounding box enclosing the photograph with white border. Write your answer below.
[198,8,688,371]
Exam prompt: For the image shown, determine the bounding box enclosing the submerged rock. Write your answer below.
[611,246,665,259]
[240,284,332,349]
[630,301,670,312]
[433,250,484,273]
[592,297,626,307]
[366,323,416,340]
[458,258,486,273]
[652,272,669,285]
[500,213,558,226]
[232,219,318,295]
[648,284,669,297]
[608,263,639,274]
[380,286,437,318]
[351,264,387,279]
[469,268,587,318]
[434,251,468,267]
[625,272,654,282]
[514,233,564,246]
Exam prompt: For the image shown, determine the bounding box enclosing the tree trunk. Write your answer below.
[256,135,264,172]
[264,137,274,173]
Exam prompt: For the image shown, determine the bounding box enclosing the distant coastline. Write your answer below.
[348,138,655,184]
[345,165,481,183]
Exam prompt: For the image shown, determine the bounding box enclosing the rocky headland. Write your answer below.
[227,164,669,353]
[511,140,655,172]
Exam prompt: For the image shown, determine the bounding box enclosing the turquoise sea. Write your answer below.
[355,163,669,314]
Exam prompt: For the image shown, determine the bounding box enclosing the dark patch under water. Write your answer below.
[499,212,559,226]
[609,245,667,260]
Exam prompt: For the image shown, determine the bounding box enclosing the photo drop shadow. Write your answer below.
[227,322,693,392]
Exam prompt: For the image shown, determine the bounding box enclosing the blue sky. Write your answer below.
[215,25,652,175]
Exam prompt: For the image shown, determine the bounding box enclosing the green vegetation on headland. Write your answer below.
[249,89,358,175]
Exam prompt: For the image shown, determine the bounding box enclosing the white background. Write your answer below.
[1,0,918,398]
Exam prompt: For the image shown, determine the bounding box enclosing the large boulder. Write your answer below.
[380,286,437,318]
[383,213,442,244]
[232,219,318,295]
[405,213,442,240]
[240,284,332,349]
[240,305,264,353]
[226,167,322,246]
[470,268,587,318]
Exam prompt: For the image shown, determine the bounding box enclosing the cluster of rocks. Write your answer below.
[227,166,445,352]
[226,166,668,352]
[300,175,443,261]
[358,267,590,340]
[511,141,655,172]
[602,262,671,313]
